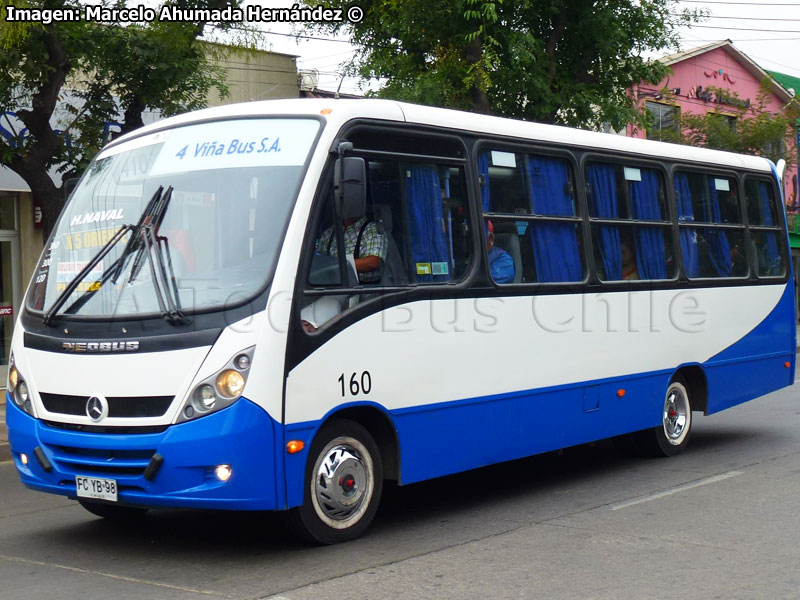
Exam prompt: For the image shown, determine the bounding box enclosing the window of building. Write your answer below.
[645,101,680,140]
[585,162,675,281]
[479,149,584,284]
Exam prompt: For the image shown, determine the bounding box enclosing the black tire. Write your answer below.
[637,375,693,457]
[283,419,383,544]
[78,500,149,520]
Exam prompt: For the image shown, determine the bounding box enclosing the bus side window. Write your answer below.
[745,179,786,278]
[585,162,674,282]
[675,172,747,279]
[480,149,584,283]
[302,158,474,332]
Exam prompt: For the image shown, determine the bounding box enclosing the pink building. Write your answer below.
[629,40,797,209]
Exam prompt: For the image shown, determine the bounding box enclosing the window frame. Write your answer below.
[581,156,678,284]
[475,141,589,286]
[645,101,681,140]
[671,165,749,280]
[743,174,789,280]
[301,124,479,302]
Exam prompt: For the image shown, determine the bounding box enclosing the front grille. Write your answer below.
[48,444,157,477]
[43,421,169,435]
[40,392,174,418]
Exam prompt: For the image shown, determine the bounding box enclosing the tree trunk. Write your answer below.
[15,168,65,240]
[465,36,492,114]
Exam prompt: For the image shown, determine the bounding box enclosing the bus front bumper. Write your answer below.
[5,395,282,510]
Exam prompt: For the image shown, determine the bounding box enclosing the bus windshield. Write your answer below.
[27,117,320,319]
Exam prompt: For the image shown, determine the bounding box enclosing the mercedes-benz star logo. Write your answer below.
[86,394,109,422]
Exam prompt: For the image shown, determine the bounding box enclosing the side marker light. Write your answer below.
[617,389,626,397]
[320,108,333,115]
[785,362,791,368]
[286,440,305,454]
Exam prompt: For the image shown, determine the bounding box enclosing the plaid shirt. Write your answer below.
[316,218,387,282]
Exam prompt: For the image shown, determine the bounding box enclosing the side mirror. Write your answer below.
[334,157,366,221]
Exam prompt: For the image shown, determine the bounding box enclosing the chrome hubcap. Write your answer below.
[663,386,689,444]
[313,442,370,524]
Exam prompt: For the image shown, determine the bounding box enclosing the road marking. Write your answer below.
[0,553,229,596]
[607,471,743,511]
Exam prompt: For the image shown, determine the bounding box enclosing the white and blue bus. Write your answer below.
[6,100,796,543]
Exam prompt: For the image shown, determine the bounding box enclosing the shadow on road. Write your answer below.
[22,423,777,560]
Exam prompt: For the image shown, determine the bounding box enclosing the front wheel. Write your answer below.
[283,419,383,544]
[637,376,693,457]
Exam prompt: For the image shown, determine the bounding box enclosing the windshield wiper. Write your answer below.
[115,185,187,324]
[43,185,189,326]
[111,185,166,284]
[43,186,166,325]
[138,212,189,325]
[42,224,133,326]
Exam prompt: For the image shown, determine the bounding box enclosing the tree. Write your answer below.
[647,80,800,199]
[302,0,700,128]
[0,0,244,236]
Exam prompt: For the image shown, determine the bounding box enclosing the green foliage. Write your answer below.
[648,80,800,169]
[0,0,245,231]
[302,0,701,129]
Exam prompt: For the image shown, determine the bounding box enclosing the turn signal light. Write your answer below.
[286,440,305,454]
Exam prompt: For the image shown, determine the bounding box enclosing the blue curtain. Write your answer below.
[674,174,699,277]
[758,182,781,275]
[586,164,621,280]
[405,165,450,282]
[703,179,732,277]
[525,156,582,282]
[629,170,668,279]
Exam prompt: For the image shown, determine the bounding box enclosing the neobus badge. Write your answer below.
[62,341,140,353]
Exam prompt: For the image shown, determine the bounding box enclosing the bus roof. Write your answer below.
[109,98,772,173]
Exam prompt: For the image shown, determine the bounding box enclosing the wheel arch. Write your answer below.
[321,404,400,482]
[673,364,708,414]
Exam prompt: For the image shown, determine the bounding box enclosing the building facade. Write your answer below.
[630,40,799,318]
[629,41,797,207]
[0,47,300,381]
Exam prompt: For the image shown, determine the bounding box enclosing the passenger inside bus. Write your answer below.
[620,234,639,280]
[315,217,387,284]
[486,220,516,283]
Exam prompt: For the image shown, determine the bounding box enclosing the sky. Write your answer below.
[235,0,800,95]
[673,0,800,79]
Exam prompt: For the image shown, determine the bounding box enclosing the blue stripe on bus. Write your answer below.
[6,396,283,510]
[9,283,794,511]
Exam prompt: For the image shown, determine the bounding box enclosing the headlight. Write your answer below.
[8,365,18,392]
[179,347,254,422]
[8,353,34,416]
[216,370,245,398]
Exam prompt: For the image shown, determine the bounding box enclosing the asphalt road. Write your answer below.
[1,381,799,600]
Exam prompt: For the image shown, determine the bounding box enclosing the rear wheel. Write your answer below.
[637,376,693,457]
[283,419,383,544]
[78,500,148,520]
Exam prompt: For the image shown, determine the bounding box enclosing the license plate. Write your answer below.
[75,475,118,502]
